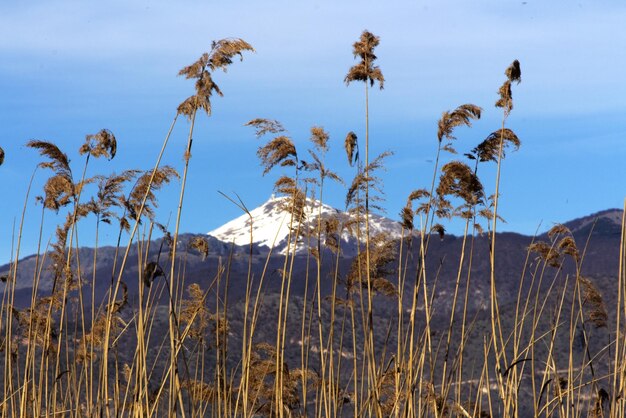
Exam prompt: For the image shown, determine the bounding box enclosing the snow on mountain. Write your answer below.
[207,195,405,254]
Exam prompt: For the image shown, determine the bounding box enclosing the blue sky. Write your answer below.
[1,0,625,263]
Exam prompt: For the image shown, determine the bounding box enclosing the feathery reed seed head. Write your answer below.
[506,59,522,84]
[432,224,445,240]
[496,60,521,113]
[400,204,414,231]
[471,128,520,162]
[347,233,396,294]
[324,216,341,253]
[79,129,117,160]
[437,161,484,207]
[143,261,164,288]
[437,104,482,144]
[579,276,608,328]
[189,236,210,260]
[310,126,329,152]
[245,118,285,137]
[528,241,562,268]
[180,283,210,342]
[344,131,359,166]
[257,135,298,175]
[42,174,75,211]
[126,166,179,222]
[345,30,385,89]
[547,224,571,240]
[27,140,71,175]
[177,38,254,117]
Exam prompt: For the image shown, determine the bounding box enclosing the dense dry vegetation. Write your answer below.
[1,33,625,418]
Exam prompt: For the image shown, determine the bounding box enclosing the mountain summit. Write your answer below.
[556,208,623,238]
[207,195,404,254]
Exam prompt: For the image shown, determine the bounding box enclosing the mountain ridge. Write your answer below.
[561,207,623,235]
[1,205,622,296]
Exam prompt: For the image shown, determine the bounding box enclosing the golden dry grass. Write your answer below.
[1,37,624,418]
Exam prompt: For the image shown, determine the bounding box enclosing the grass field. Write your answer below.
[1,33,625,418]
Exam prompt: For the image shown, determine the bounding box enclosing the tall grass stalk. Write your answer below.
[345,31,385,414]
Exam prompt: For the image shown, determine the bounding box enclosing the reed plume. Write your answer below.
[529,224,580,267]
[436,161,484,209]
[143,261,164,288]
[579,276,608,328]
[345,151,391,213]
[408,188,431,216]
[309,126,329,151]
[88,170,140,225]
[79,129,117,160]
[344,131,358,166]
[437,104,482,153]
[41,174,74,211]
[347,233,396,295]
[304,127,342,187]
[420,104,481,227]
[345,31,385,89]
[528,240,562,268]
[324,216,341,253]
[470,128,520,162]
[495,59,521,114]
[245,118,285,137]
[400,203,414,231]
[189,236,210,260]
[179,283,209,342]
[178,39,254,117]
[27,140,71,175]
[77,282,127,361]
[122,166,178,224]
[17,296,60,354]
[182,379,217,404]
[27,140,74,211]
[431,223,445,240]
[257,136,298,175]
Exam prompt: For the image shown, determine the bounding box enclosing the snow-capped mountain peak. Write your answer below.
[207,195,404,254]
